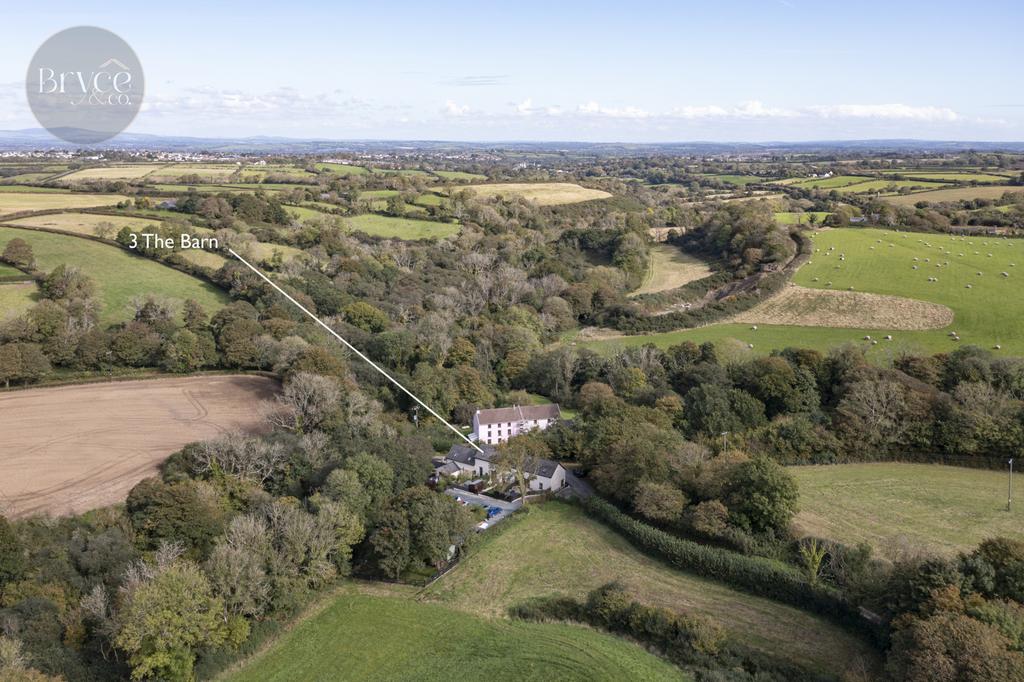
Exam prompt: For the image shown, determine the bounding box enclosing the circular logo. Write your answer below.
[26,26,144,144]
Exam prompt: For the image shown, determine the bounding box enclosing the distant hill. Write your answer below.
[1,128,1023,155]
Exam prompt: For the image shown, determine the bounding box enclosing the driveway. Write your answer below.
[561,471,595,499]
[444,488,521,528]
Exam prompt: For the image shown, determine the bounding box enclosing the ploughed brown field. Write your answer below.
[0,375,278,518]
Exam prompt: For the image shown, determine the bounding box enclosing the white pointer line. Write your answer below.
[227,248,483,454]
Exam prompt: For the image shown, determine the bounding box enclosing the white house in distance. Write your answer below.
[472,404,561,446]
[444,444,567,492]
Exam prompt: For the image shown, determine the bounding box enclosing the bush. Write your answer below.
[579,497,878,642]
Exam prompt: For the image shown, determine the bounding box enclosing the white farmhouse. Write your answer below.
[472,404,561,446]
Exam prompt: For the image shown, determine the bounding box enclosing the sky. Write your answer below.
[2,0,1023,143]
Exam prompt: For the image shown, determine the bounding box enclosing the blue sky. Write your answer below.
[3,0,1023,142]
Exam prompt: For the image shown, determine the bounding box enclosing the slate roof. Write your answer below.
[529,458,563,480]
[446,443,497,465]
[475,404,561,425]
[433,461,461,476]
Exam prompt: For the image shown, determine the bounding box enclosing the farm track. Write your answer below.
[0,375,278,517]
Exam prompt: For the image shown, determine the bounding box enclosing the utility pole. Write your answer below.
[1009,458,1014,512]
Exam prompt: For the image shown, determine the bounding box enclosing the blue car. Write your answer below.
[486,506,502,519]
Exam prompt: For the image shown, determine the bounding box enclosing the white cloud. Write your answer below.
[515,98,534,115]
[443,100,470,117]
[807,103,960,121]
[669,101,797,119]
[577,101,650,119]
[140,87,373,119]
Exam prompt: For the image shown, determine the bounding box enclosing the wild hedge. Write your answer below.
[579,496,883,644]
[511,583,828,681]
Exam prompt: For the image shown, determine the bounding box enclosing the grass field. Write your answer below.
[631,244,713,296]
[414,192,445,206]
[433,170,487,181]
[0,262,26,277]
[459,182,612,206]
[60,165,159,181]
[702,174,768,186]
[0,193,129,216]
[315,162,369,175]
[1,173,61,185]
[152,164,241,179]
[373,168,433,177]
[878,171,1011,183]
[0,226,228,323]
[0,282,39,320]
[231,239,305,263]
[792,463,1024,557]
[223,584,685,682]
[836,179,950,194]
[731,285,952,330]
[774,211,832,225]
[347,213,460,239]
[178,249,230,269]
[579,228,1024,357]
[789,175,871,189]
[0,184,67,193]
[423,503,878,676]
[284,205,330,221]
[885,185,1024,206]
[6,212,163,236]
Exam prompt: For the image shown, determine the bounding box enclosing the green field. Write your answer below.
[878,171,1011,183]
[0,262,26,277]
[1,172,61,185]
[414,192,445,207]
[836,179,950,194]
[347,214,460,239]
[0,226,228,324]
[433,170,487,181]
[701,174,768,187]
[774,211,832,225]
[223,585,685,682]
[372,168,433,177]
[423,503,878,676]
[358,190,399,199]
[0,282,39,320]
[315,162,369,175]
[149,183,293,194]
[793,463,1024,557]
[580,228,1024,357]
[789,175,872,189]
[178,249,230,270]
[0,184,67,193]
[284,205,330,221]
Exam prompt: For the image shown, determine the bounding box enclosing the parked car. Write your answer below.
[486,506,502,519]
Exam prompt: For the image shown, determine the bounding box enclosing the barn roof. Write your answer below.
[475,404,561,425]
